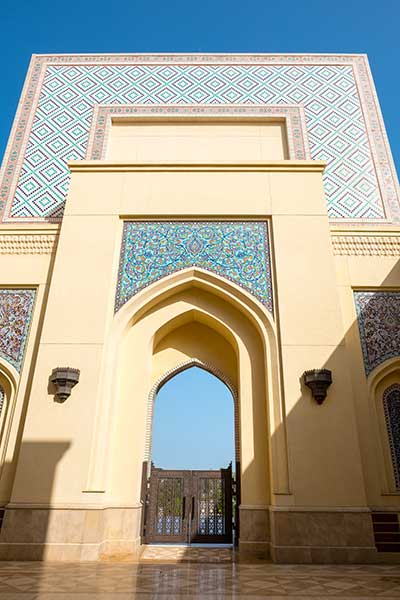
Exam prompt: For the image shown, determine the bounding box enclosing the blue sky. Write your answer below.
[1,0,399,171]
[152,367,235,470]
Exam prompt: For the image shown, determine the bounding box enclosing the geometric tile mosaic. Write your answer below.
[354,291,400,375]
[0,54,398,223]
[383,384,400,489]
[115,221,273,313]
[0,289,36,372]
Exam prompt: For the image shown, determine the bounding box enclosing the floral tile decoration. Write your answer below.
[354,291,400,375]
[115,221,273,312]
[0,289,36,371]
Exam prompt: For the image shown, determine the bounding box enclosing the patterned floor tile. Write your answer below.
[140,544,233,562]
[0,561,400,597]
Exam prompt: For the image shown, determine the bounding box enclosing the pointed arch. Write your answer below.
[115,267,276,340]
[0,358,18,477]
[382,384,400,489]
[85,267,289,500]
[367,357,400,492]
[144,358,239,463]
[367,356,400,396]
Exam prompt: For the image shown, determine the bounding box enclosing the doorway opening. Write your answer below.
[142,366,238,545]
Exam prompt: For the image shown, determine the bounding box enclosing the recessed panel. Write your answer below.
[107,120,289,162]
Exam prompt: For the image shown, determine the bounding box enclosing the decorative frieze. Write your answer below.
[0,234,57,254]
[332,235,400,256]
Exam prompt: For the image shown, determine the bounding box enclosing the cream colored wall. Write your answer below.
[271,200,367,507]
[107,119,288,162]
[8,214,122,505]
[152,321,238,386]
[333,233,400,509]
[0,115,397,525]
[4,154,372,518]
[67,162,317,217]
[0,227,57,505]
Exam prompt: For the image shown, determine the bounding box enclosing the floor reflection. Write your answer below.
[1,560,400,598]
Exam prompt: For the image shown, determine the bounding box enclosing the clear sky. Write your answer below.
[1,0,399,172]
[152,367,235,470]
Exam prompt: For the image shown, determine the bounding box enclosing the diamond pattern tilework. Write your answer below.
[354,291,400,375]
[0,289,36,372]
[3,59,393,221]
[115,221,272,313]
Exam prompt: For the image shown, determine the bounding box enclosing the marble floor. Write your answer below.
[140,544,233,562]
[1,561,400,599]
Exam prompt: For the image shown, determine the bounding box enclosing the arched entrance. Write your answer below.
[145,365,237,544]
[86,269,288,554]
[151,366,236,470]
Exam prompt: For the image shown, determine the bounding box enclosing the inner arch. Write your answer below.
[152,366,235,470]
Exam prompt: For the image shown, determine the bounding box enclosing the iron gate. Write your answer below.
[143,464,234,544]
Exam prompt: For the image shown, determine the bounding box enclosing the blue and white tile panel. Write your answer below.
[354,291,400,375]
[0,289,36,372]
[115,221,273,313]
[0,54,398,223]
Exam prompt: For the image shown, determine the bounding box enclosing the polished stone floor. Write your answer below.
[1,561,400,599]
[140,544,233,562]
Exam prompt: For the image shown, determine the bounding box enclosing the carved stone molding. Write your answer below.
[331,235,400,256]
[0,234,57,254]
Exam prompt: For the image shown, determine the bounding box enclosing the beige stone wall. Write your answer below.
[0,120,398,562]
[107,119,289,162]
[334,230,400,510]
[0,227,57,506]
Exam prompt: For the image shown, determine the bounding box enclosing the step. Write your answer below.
[374,532,400,543]
[376,542,400,553]
[372,513,400,552]
[372,512,399,523]
[373,522,400,533]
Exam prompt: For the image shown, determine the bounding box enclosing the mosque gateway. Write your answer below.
[0,53,399,563]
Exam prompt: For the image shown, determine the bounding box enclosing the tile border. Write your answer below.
[86,104,310,161]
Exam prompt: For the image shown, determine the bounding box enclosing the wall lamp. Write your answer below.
[303,369,332,405]
[50,367,80,402]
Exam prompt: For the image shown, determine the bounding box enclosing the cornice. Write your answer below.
[68,160,326,173]
[30,52,369,64]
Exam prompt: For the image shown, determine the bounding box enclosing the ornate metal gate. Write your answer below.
[143,464,234,544]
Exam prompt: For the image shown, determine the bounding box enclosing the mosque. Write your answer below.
[0,53,399,563]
